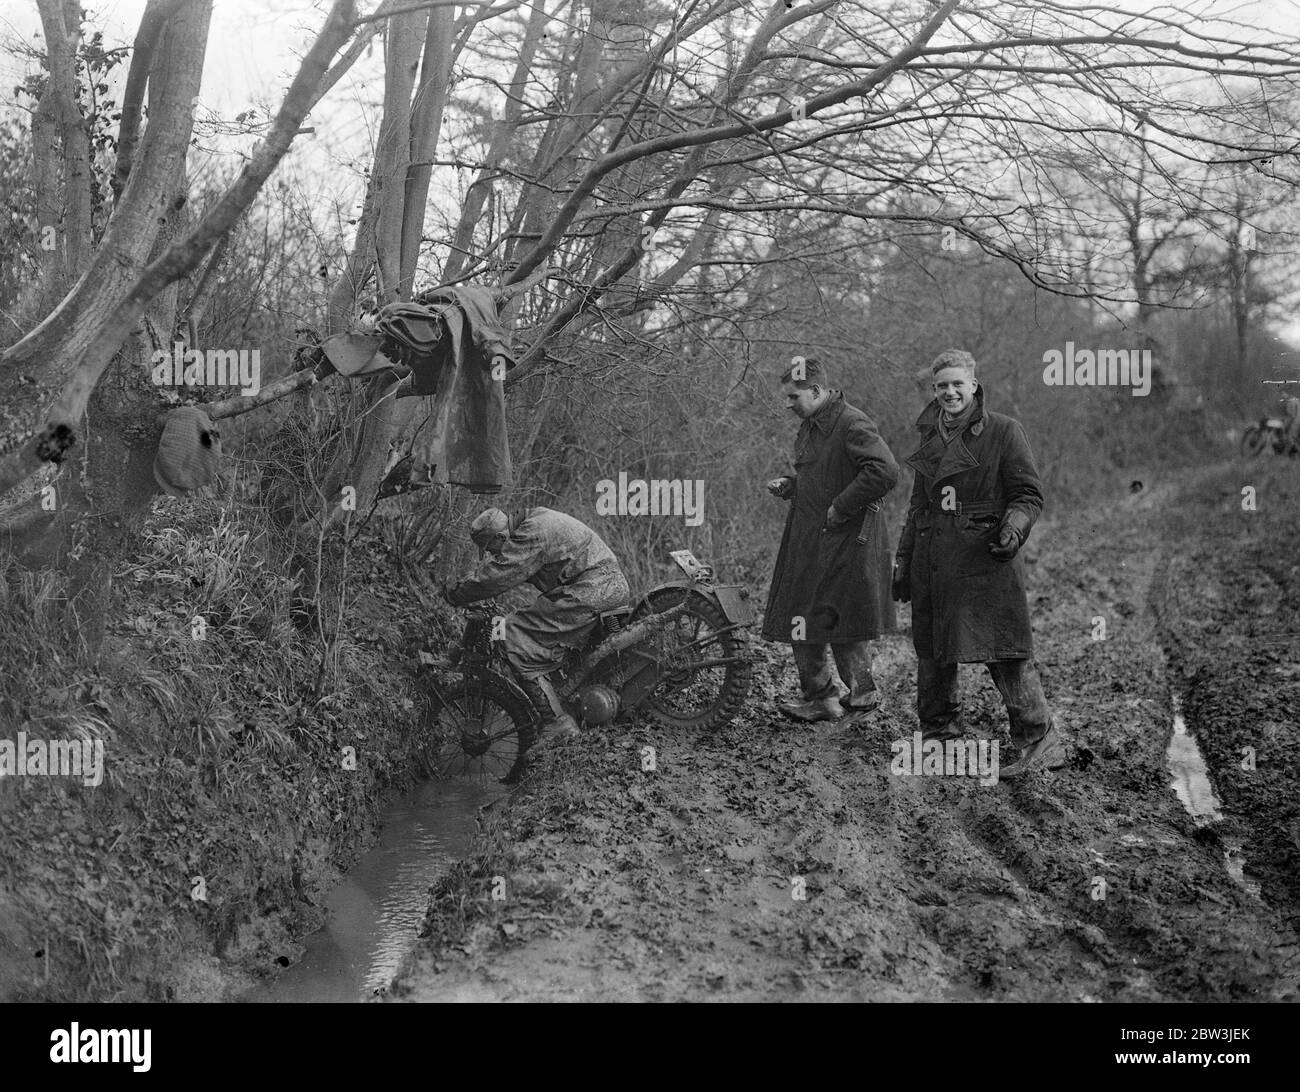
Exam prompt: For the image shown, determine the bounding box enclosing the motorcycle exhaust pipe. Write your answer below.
[557,601,689,699]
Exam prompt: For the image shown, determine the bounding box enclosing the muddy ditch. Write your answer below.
[243,779,501,1002]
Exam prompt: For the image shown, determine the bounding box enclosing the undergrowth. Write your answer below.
[0,468,461,1000]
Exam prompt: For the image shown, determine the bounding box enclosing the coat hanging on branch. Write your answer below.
[318,283,516,494]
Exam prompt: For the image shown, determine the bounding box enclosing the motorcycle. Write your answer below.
[1241,415,1300,457]
[422,549,755,782]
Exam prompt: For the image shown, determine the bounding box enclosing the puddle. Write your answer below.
[245,779,503,1002]
[1165,692,1260,897]
[1166,692,1224,824]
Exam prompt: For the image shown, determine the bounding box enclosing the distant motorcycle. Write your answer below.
[421,549,754,782]
[1241,416,1299,457]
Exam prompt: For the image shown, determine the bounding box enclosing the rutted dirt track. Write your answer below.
[389,461,1300,1002]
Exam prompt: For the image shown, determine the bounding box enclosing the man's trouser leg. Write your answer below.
[829,642,879,709]
[500,613,595,681]
[792,644,839,702]
[778,644,845,720]
[917,658,961,737]
[985,659,1051,748]
[509,667,566,720]
[500,610,588,734]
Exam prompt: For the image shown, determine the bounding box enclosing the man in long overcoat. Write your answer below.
[892,349,1063,778]
[763,357,899,721]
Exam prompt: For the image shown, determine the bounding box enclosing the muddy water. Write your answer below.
[1165,693,1260,897]
[248,780,503,1003]
[1166,693,1224,824]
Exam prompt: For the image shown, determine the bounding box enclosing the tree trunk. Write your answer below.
[317,7,461,528]
[0,0,212,595]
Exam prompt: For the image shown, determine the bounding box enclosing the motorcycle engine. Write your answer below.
[578,684,620,725]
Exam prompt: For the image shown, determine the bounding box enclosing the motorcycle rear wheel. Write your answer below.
[631,587,752,731]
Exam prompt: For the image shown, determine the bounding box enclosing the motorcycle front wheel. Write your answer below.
[425,677,535,783]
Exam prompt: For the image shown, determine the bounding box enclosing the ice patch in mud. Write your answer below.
[1165,693,1261,898]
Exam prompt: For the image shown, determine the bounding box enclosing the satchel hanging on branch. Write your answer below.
[153,407,221,498]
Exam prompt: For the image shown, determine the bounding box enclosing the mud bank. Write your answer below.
[0,503,446,1002]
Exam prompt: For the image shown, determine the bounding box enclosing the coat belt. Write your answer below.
[916,500,1004,517]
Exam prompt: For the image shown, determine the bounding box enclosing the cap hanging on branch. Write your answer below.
[153,407,221,498]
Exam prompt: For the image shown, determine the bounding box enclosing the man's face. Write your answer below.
[783,382,823,419]
[474,532,508,559]
[932,367,977,414]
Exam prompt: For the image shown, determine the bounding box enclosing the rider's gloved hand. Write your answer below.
[442,583,470,607]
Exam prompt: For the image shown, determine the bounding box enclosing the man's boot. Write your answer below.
[777,696,845,722]
[921,720,964,743]
[514,675,578,740]
[999,721,1067,780]
[831,642,880,716]
[499,676,569,785]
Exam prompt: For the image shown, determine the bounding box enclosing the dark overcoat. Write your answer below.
[762,392,899,644]
[896,385,1044,663]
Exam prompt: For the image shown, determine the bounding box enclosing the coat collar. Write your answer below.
[906,384,988,486]
[806,389,845,434]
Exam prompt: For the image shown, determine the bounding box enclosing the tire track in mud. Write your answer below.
[1147,460,1300,973]
[391,468,1297,1002]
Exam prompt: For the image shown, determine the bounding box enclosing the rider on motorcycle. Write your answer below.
[443,506,632,739]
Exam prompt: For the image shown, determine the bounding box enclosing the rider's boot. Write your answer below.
[502,674,578,784]
[518,673,579,737]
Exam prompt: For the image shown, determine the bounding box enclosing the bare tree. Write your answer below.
[0,0,359,615]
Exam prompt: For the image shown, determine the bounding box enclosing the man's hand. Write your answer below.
[892,559,911,602]
[766,476,793,499]
[988,526,1021,561]
[823,503,850,531]
[442,583,469,607]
